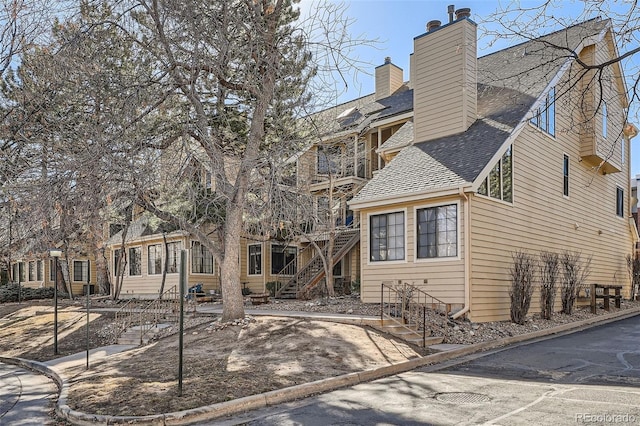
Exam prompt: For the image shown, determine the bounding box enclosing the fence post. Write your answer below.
[423,305,426,348]
[380,282,384,322]
[178,250,186,397]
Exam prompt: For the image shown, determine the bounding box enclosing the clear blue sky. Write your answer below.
[301,0,640,178]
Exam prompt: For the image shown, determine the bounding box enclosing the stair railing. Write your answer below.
[137,285,180,344]
[115,298,144,332]
[296,230,360,299]
[115,286,179,344]
[380,280,450,348]
[274,234,327,298]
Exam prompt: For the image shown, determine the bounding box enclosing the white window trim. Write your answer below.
[413,201,461,263]
[475,146,514,206]
[602,101,608,140]
[190,241,215,275]
[366,207,408,265]
[147,243,163,276]
[563,152,570,199]
[127,246,143,278]
[270,243,297,276]
[616,186,625,219]
[72,259,89,283]
[165,241,182,274]
[247,243,263,276]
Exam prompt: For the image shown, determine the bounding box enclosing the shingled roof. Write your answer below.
[351,18,609,206]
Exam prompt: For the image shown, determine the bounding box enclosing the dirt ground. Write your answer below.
[1,296,639,419]
[0,299,421,418]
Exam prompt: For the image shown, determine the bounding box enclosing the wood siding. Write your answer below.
[413,19,477,142]
[375,62,404,101]
[359,197,466,306]
[109,235,220,299]
[469,73,633,322]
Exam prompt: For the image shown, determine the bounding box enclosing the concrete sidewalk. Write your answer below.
[4,305,640,425]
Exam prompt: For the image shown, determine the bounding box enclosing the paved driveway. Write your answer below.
[218,315,640,426]
[0,362,58,425]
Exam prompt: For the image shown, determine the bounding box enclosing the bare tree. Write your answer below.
[560,251,592,315]
[79,0,371,321]
[539,251,559,320]
[509,250,536,324]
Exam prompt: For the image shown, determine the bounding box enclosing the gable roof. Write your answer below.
[350,18,611,207]
[106,214,184,246]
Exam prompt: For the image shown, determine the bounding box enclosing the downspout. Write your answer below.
[451,187,471,320]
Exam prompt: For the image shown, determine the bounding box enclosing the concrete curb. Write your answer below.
[4,306,640,425]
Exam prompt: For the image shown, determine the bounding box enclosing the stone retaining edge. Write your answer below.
[4,306,639,425]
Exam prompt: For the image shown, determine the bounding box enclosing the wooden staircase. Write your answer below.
[275,229,360,299]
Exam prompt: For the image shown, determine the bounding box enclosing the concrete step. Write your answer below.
[116,323,171,346]
[404,336,445,346]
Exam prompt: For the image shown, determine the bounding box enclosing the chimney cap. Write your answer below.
[455,7,471,20]
[427,20,441,32]
[384,56,391,64]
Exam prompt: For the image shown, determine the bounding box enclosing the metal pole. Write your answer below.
[86,261,91,370]
[178,250,186,397]
[380,282,383,322]
[54,257,58,355]
[17,263,21,305]
[423,305,426,348]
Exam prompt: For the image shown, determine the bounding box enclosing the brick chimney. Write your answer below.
[412,7,477,142]
[375,57,404,101]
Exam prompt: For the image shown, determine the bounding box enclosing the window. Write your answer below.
[370,211,405,261]
[49,259,55,281]
[113,249,123,276]
[129,247,142,276]
[616,187,624,217]
[28,261,35,281]
[19,262,25,282]
[563,154,569,197]
[166,242,181,273]
[36,261,43,281]
[417,204,458,259]
[317,144,341,174]
[271,244,296,275]
[192,241,214,274]
[602,101,608,139]
[248,244,262,275]
[148,244,163,275]
[477,146,512,202]
[531,87,555,136]
[73,260,89,282]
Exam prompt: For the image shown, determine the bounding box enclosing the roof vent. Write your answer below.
[448,5,455,23]
[427,20,441,32]
[455,7,471,20]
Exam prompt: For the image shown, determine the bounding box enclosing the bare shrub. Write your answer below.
[560,251,592,315]
[627,255,640,300]
[539,251,559,320]
[509,250,536,324]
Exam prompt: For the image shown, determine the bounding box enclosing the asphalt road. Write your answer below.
[218,315,640,426]
[0,362,58,425]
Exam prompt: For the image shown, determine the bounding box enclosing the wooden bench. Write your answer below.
[249,293,270,305]
[590,284,622,314]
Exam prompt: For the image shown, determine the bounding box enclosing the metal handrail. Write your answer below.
[380,280,450,348]
[138,286,179,344]
[115,286,179,344]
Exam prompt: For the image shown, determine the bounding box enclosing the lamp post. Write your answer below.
[49,248,62,355]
